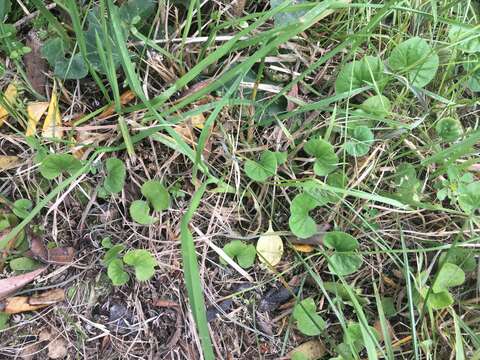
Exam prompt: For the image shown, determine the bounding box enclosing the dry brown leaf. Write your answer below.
[29,234,74,264]
[288,339,326,360]
[0,267,47,300]
[0,83,18,127]
[48,337,67,359]
[19,342,40,360]
[24,30,48,96]
[2,289,64,315]
[286,83,299,112]
[98,90,136,119]
[0,156,21,171]
[42,86,63,138]
[26,101,49,136]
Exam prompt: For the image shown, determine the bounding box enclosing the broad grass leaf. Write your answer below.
[141,180,170,211]
[256,224,283,267]
[435,117,463,141]
[103,158,126,194]
[388,37,439,88]
[39,154,82,179]
[432,263,465,293]
[0,0,11,20]
[107,258,129,286]
[458,181,480,214]
[123,249,157,281]
[304,138,338,176]
[292,298,325,336]
[26,101,49,136]
[449,25,480,53]
[129,200,154,225]
[335,56,385,94]
[345,126,374,157]
[244,150,277,182]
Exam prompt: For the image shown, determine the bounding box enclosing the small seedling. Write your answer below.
[388,37,439,88]
[304,137,338,176]
[292,297,325,336]
[435,165,473,202]
[244,150,278,182]
[221,240,256,269]
[39,154,82,180]
[102,240,157,286]
[323,231,362,276]
[435,117,463,141]
[129,180,171,224]
[335,55,385,94]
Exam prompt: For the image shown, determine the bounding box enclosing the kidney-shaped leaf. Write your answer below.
[449,25,480,54]
[244,150,277,182]
[329,253,363,276]
[103,158,126,194]
[324,231,359,252]
[304,138,338,176]
[388,37,439,88]
[335,55,385,94]
[289,192,321,239]
[123,249,157,281]
[432,263,465,293]
[40,154,82,179]
[345,126,374,157]
[435,117,463,142]
[458,181,480,214]
[141,180,170,211]
[129,200,154,225]
[292,297,326,336]
[222,240,256,269]
[256,224,283,267]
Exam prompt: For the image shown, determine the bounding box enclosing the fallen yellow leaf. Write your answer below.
[42,87,63,139]
[0,156,20,171]
[256,223,283,267]
[292,244,315,253]
[0,83,18,127]
[190,113,205,129]
[26,101,49,136]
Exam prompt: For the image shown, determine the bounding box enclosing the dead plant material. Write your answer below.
[0,267,47,300]
[1,288,65,314]
[0,155,21,171]
[288,339,326,360]
[29,233,75,264]
[98,90,136,119]
[152,299,182,350]
[24,30,48,96]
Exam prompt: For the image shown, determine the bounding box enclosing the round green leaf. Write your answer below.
[141,180,170,212]
[449,25,480,54]
[244,150,277,182]
[439,248,476,273]
[458,181,480,214]
[54,53,88,80]
[427,290,453,310]
[289,193,321,239]
[41,37,65,66]
[328,253,363,276]
[304,138,338,176]
[465,59,480,92]
[345,126,374,157]
[107,258,129,286]
[40,154,83,180]
[12,199,32,219]
[335,55,385,94]
[324,172,347,203]
[222,240,256,269]
[129,200,154,225]
[9,257,41,272]
[103,158,126,194]
[432,263,465,293]
[292,298,325,336]
[435,117,463,142]
[388,37,439,88]
[324,231,359,251]
[360,95,391,117]
[123,249,157,281]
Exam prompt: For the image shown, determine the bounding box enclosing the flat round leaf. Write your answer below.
[345,126,374,157]
[222,240,256,268]
[427,290,453,310]
[107,258,129,286]
[41,38,65,66]
[449,25,480,53]
[388,37,439,88]
[435,117,463,142]
[103,158,126,194]
[123,249,157,281]
[324,231,359,251]
[465,59,480,92]
[9,257,41,272]
[289,193,320,238]
[458,181,480,214]
[12,199,32,219]
[244,150,277,182]
[54,53,88,80]
[328,253,363,276]
[432,263,465,293]
[439,248,476,273]
[256,224,283,266]
[324,172,347,203]
[304,138,338,176]
[360,95,391,117]
[129,200,154,225]
[141,180,170,211]
[40,154,82,180]
[292,298,325,336]
[335,56,385,94]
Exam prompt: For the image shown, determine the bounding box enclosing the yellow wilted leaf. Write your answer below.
[42,87,63,139]
[0,83,18,127]
[0,156,20,171]
[292,244,315,253]
[190,113,205,129]
[256,223,283,267]
[26,101,49,136]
